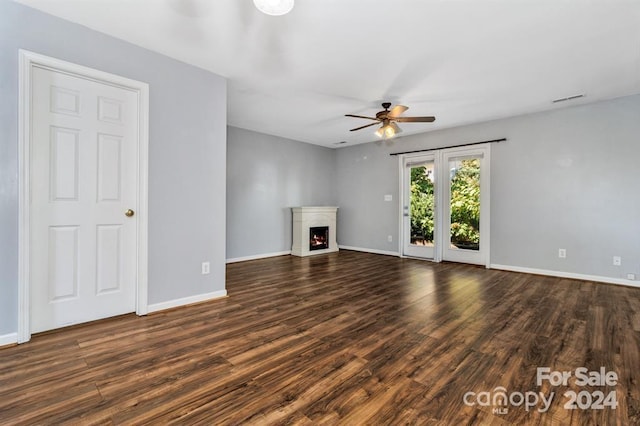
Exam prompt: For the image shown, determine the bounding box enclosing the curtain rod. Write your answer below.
[389,138,506,156]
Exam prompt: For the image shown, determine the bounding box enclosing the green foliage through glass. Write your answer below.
[409,159,480,250]
[410,166,434,245]
[449,159,480,249]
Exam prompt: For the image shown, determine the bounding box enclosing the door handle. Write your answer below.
[125,209,135,217]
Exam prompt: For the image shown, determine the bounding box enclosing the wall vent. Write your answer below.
[552,94,585,104]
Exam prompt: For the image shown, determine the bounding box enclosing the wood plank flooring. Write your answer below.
[1,250,639,425]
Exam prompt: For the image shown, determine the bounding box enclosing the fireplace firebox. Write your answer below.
[309,226,329,251]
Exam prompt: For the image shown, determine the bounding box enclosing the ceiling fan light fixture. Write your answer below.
[253,0,294,16]
[375,120,400,140]
[384,125,396,139]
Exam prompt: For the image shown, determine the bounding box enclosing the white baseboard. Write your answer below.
[0,333,18,347]
[490,264,640,289]
[147,290,228,313]
[226,251,291,264]
[339,245,400,257]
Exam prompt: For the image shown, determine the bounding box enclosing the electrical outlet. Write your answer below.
[201,261,210,275]
[613,256,621,266]
[558,249,566,258]
[627,273,636,280]
[388,235,393,242]
[384,194,393,202]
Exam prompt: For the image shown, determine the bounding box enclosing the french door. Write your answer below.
[401,145,490,266]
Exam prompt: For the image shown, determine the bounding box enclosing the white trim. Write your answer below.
[0,333,18,347]
[17,51,31,344]
[136,67,150,316]
[481,145,491,267]
[147,290,228,313]
[397,155,404,255]
[433,151,444,263]
[339,245,400,257]
[18,50,150,343]
[226,251,291,264]
[490,264,640,289]
[401,255,439,263]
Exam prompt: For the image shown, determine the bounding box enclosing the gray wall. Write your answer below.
[226,126,335,260]
[0,1,227,335]
[335,94,640,281]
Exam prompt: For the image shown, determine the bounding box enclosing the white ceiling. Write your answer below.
[16,0,640,148]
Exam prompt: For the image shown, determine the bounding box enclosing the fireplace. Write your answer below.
[291,207,338,257]
[310,226,329,251]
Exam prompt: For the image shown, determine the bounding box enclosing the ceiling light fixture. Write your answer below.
[375,120,401,140]
[253,0,294,16]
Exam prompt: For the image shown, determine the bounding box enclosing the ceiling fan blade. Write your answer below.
[388,105,408,118]
[394,116,436,123]
[350,122,379,132]
[345,114,379,121]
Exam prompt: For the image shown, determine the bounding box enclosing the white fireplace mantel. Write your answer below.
[291,207,338,257]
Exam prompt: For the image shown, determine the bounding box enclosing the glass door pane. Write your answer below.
[449,158,480,251]
[411,164,435,247]
[403,156,436,259]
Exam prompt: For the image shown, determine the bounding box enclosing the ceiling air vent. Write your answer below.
[552,94,585,104]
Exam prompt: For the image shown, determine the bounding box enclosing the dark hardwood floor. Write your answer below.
[1,250,639,425]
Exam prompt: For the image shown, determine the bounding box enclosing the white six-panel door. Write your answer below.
[30,65,138,333]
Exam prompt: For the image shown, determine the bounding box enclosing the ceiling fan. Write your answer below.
[346,102,435,140]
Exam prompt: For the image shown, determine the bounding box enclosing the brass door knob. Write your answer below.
[125,209,135,217]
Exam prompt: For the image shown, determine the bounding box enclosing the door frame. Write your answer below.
[18,50,150,343]
[398,144,491,267]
